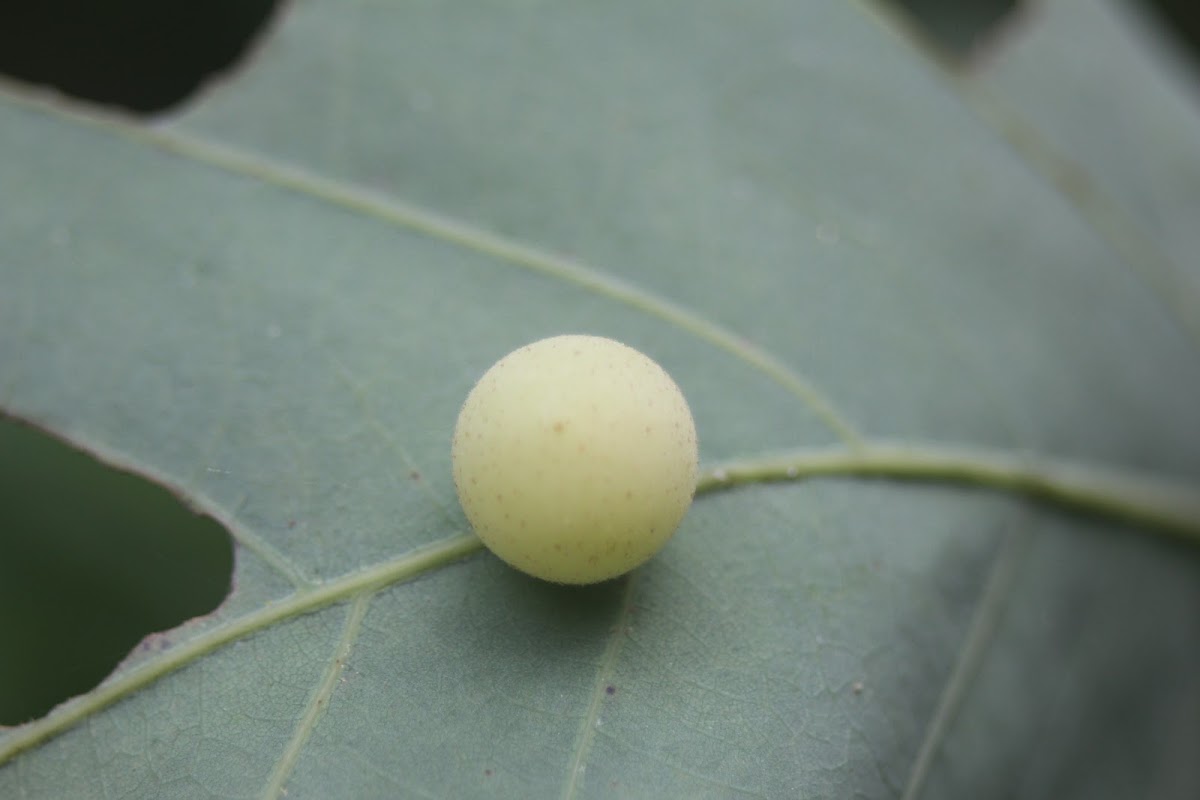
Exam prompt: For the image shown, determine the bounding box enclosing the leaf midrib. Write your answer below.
[2,439,1196,770]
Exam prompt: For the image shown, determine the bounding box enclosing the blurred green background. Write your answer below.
[0,0,1196,727]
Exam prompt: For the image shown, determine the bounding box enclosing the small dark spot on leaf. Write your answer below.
[605,685,616,695]
[287,519,296,529]
[409,470,421,481]
[485,769,493,777]
[552,421,566,433]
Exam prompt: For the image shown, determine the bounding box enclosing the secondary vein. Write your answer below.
[0,86,862,447]
[900,522,1033,800]
[560,576,637,800]
[852,1,1200,352]
[261,593,373,800]
[962,91,1200,352]
[0,533,483,765]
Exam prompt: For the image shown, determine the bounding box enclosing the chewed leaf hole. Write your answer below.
[0,416,233,725]
[0,0,281,114]
[879,0,1022,60]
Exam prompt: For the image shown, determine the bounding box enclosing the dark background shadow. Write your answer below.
[0,1,1195,115]
[0,417,232,724]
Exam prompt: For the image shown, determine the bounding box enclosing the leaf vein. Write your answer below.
[901,521,1032,800]
[0,533,483,764]
[963,93,1200,351]
[261,593,372,800]
[698,441,1200,542]
[852,11,1200,352]
[560,575,637,800]
[0,88,862,445]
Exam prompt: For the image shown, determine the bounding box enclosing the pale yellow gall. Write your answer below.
[451,335,698,584]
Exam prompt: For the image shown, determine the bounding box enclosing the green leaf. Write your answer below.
[2,0,1199,797]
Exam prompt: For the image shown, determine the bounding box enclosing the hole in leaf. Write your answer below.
[879,0,1022,60]
[1137,0,1200,73]
[0,0,280,115]
[0,415,234,725]
[882,0,1200,69]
